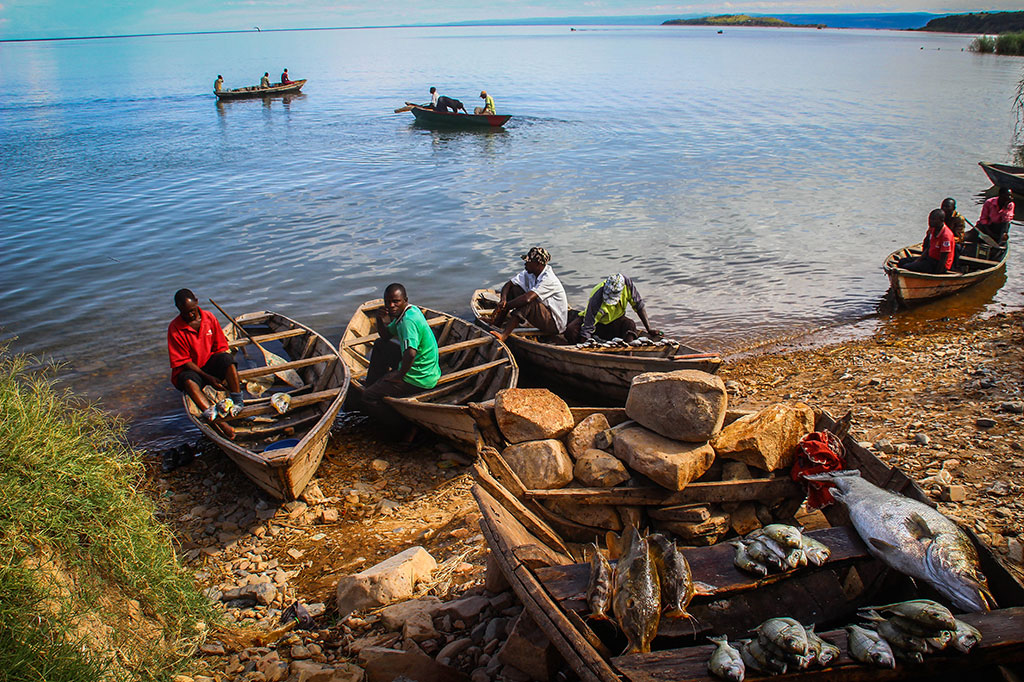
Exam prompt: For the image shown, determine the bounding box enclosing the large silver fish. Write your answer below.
[707,635,745,682]
[810,471,995,612]
[612,527,661,654]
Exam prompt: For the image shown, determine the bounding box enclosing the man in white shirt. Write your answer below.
[490,247,569,342]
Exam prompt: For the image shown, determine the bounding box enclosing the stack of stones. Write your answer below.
[493,369,817,546]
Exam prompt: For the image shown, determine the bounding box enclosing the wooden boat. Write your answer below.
[338,300,518,450]
[215,79,307,99]
[979,161,1024,196]
[883,239,1008,305]
[471,289,721,403]
[182,310,348,500]
[471,407,1024,682]
[409,105,511,128]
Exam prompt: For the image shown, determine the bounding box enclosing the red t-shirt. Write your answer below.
[167,308,229,385]
[927,223,955,271]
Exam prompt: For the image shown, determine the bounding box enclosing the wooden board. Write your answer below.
[523,477,803,506]
[611,607,1024,682]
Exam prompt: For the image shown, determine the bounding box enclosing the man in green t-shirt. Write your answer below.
[361,283,440,433]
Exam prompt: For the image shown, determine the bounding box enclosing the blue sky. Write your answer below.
[0,1,1015,41]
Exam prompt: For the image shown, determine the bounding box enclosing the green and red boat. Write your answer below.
[409,104,511,128]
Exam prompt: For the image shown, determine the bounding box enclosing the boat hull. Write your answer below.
[884,240,1008,305]
[339,300,517,450]
[215,79,306,99]
[410,105,511,128]
[979,161,1024,195]
[182,310,348,500]
[471,289,720,403]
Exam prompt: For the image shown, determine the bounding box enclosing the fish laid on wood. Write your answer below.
[846,624,896,668]
[744,539,786,572]
[585,542,613,621]
[650,533,696,620]
[612,527,661,654]
[809,470,995,612]
[864,599,956,631]
[755,617,808,657]
[728,541,768,577]
[951,618,982,653]
[741,639,788,674]
[800,534,831,566]
[805,625,841,666]
[707,635,745,682]
[761,524,803,548]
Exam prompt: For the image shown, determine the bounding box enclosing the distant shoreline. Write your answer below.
[663,15,826,28]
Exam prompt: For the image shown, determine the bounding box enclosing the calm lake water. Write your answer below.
[1,25,1021,447]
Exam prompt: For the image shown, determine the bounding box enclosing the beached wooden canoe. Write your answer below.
[471,289,721,403]
[471,408,1024,682]
[883,239,1008,305]
[182,310,348,500]
[339,300,518,450]
[215,79,307,99]
[979,161,1024,196]
[409,105,511,128]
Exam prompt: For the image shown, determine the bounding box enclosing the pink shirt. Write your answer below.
[978,196,1014,226]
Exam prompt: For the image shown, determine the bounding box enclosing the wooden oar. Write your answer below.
[394,102,417,113]
[964,217,1002,249]
[209,299,304,389]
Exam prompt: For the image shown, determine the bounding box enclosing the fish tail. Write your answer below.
[708,635,727,644]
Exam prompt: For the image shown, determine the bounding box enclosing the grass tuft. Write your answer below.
[0,347,214,681]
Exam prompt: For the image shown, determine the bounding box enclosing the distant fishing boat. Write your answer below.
[215,79,306,100]
[883,239,1008,305]
[978,162,1024,196]
[408,105,511,128]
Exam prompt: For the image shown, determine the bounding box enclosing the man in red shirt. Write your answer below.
[168,288,242,439]
[969,186,1014,245]
[898,209,954,274]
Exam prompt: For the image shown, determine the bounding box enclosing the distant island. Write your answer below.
[662,15,826,28]
[917,11,1024,34]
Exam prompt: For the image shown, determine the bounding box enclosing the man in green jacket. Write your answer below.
[563,273,661,344]
[361,283,440,433]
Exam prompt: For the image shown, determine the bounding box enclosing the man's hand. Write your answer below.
[647,329,664,340]
[206,375,226,391]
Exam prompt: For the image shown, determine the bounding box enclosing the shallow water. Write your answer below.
[1,25,1020,446]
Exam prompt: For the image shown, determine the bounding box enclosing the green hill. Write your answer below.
[919,11,1024,33]
[663,15,826,28]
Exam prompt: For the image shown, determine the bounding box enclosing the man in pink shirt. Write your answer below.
[898,209,954,274]
[970,186,1014,245]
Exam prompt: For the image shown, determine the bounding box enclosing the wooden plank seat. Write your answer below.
[393,358,510,402]
[231,388,343,419]
[237,354,335,380]
[343,315,449,348]
[229,327,307,349]
[233,411,321,437]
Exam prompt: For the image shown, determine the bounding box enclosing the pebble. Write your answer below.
[977,417,997,428]
[914,433,930,446]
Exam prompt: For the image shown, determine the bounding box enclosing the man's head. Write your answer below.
[480,90,487,99]
[264,72,269,77]
[383,283,409,318]
[430,86,436,94]
[928,208,946,230]
[217,75,223,79]
[998,186,1012,208]
[521,247,551,275]
[941,197,956,215]
[174,288,200,324]
[602,273,626,304]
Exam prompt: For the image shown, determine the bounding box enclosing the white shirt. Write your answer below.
[431,91,439,106]
[510,265,569,333]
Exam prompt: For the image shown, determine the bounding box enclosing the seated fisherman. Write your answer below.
[490,247,568,342]
[435,95,466,114]
[281,68,292,85]
[260,72,271,88]
[427,86,439,108]
[941,197,966,243]
[474,90,495,115]
[167,289,243,439]
[897,209,954,274]
[968,186,1014,245]
[563,273,661,344]
[362,283,440,434]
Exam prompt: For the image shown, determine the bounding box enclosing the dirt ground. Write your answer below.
[150,308,1024,680]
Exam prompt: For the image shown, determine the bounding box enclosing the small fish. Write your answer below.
[270,392,291,414]
[707,635,745,682]
[744,639,788,674]
[762,524,804,548]
[736,640,763,673]
[805,625,841,667]
[868,599,956,631]
[800,534,831,566]
[649,535,696,620]
[744,539,786,572]
[873,618,929,653]
[892,647,925,664]
[729,541,768,577]
[756,617,808,656]
[785,547,807,569]
[924,630,953,651]
[612,527,661,654]
[950,619,982,653]
[585,543,613,621]
[846,624,896,668]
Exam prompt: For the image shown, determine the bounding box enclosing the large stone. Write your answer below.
[501,440,573,490]
[544,497,622,531]
[711,403,815,471]
[364,651,471,682]
[612,426,716,491]
[574,449,630,487]
[335,547,437,618]
[566,413,611,458]
[498,612,560,682]
[729,502,762,535]
[625,370,728,442]
[441,595,491,623]
[379,597,443,631]
[495,389,574,444]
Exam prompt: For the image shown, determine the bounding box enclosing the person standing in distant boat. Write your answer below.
[968,186,1014,245]
[280,69,292,85]
[214,75,224,93]
[435,95,466,114]
[898,209,954,274]
[489,247,569,342]
[260,72,271,88]
[361,283,440,437]
[475,90,495,115]
[428,86,439,109]
[563,273,662,344]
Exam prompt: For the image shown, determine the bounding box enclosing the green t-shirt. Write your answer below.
[387,305,440,389]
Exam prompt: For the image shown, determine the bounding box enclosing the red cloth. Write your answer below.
[926,223,955,270]
[167,308,229,386]
[791,430,846,509]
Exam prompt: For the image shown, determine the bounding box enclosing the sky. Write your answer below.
[0,0,1017,41]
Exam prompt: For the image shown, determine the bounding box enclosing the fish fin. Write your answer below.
[857,609,885,622]
[693,581,717,596]
[869,537,900,554]
[606,531,621,560]
[981,587,998,610]
[905,513,935,539]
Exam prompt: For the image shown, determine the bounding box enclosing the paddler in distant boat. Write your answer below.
[427,86,439,109]
[280,68,292,85]
[474,90,496,115]
[968,186,1014,246]
[167,289,243,440]
[260,72,271,88]
[435,95,467,114]
[361,283,441,438]
[489,246,569,342]
[897,208,954,274]
[563,273,662,344]
[214,75,224,93]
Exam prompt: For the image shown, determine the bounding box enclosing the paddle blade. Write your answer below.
[394,105,414,113]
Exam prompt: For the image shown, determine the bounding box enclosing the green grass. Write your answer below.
[970,31,1024,54]
[0,348,214,681]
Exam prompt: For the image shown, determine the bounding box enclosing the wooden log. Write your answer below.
[237,354,336,380]
[522,477,803,506]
